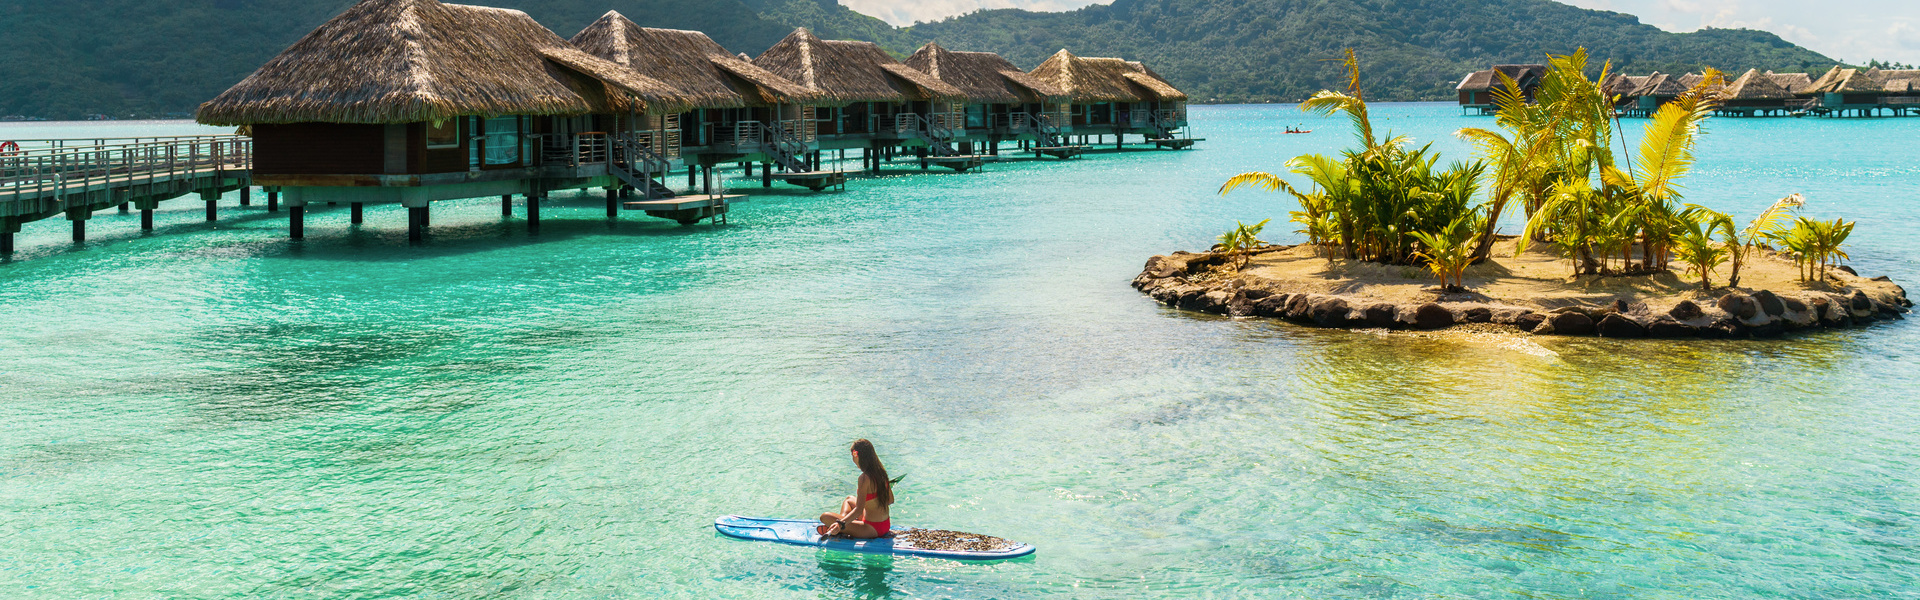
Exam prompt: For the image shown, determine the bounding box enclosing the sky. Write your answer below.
[840,0,1920,65]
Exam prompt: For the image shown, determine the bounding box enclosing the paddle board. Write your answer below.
[714,515,1035,561]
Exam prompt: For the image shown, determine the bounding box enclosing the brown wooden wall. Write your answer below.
[254,123,384,175]
[413,121,468,174]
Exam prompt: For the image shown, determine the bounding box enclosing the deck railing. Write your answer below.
[1,136,250,205]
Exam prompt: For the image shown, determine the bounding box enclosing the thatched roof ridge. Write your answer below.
[1724,68,1795,100]
[1806,66,1889,93]
[904,42,1064,104]
[753,28,962,105]
[1868,68,1920,93]
[1602,73,1650,97]
[198,0,690,125]
[570,11,820,108]
[1766,71,1814,94]
[1628,72,1670,96]
[1030,49,1188,103]
[1456,64,1547,91]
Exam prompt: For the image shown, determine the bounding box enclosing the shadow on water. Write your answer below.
[814,552,897,600]
[165,320,598,423]
[272,215,735,264]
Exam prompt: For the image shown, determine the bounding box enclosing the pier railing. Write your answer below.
[1,136,250,205]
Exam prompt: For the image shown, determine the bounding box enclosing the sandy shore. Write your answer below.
[1134,240,1911,338]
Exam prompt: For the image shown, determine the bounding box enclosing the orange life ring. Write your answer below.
[0,141,19,156]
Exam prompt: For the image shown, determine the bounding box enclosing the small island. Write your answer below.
[1145,51,1911,338]
[1134,239,1909,338]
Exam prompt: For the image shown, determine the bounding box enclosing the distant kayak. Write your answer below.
[714,515,1035,561]
[1284,130,1313,134]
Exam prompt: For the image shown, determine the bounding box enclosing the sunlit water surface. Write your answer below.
[2,105,1917,598]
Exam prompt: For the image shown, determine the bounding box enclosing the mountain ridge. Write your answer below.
[0,0,1836,119]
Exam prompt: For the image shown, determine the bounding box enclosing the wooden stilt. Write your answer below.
[239,187,251,206]
[703,166,712,195]
[267,191,279,213]
[687,166,696,187]
[350,202,364,225]
[72,219,85,243]
[502,194,513,217]
[141,209,153,231]
[206,199,218,221]
[763,161,772,188]
[527,193,541,234]
[408,206,426,243]
[119,203,129,213]
[290,206,304,239]
[607,189,618,218]
[1,232,10,254]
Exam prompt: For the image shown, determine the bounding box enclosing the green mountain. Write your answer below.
[904,0,1836,103]
[0,0,1836,120]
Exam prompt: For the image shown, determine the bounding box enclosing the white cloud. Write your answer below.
[840,0,1112,26]
[1560,0,1920,64]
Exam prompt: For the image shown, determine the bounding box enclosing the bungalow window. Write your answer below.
[426,119,460,149]
[484,116,520,165]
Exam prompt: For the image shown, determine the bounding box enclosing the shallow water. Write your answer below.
[2,105,1917,598]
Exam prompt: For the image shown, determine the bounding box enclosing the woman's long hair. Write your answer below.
[851,439,892,506]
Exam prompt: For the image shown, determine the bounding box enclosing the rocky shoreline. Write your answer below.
[1134,248,1913,338]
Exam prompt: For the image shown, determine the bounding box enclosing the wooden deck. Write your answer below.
[1032,145,1087,159]
[1151,138,1204,150]
[2,136,252,250]
[926,155,989,173]
[773,170,848,191]
[624,194,745,225]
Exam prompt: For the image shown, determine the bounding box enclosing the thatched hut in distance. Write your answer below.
[1454,64,1545,114]
[1805,67,1909,116]
[1029,50,1194,149]
[753,28,971,172]
[1718,69,1799,116]
[197,0,709,237]
[903,43,1074,157]
[570,12,842,191]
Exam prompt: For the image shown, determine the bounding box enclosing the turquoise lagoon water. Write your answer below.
[2,105,1917,598]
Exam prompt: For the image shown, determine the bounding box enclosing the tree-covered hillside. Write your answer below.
[904,0,1836,103]
[0,0,1837,119]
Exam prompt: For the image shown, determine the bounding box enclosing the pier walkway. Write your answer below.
[1,135,252,252]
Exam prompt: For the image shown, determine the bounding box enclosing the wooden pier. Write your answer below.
[1,136,251,252]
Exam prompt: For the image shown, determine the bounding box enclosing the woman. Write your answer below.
[816,439,893,538]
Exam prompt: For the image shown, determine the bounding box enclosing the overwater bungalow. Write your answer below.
[1455,64,1545,114]
[1603,73,1653,114]
[568,12,841,192]
[1717,69,1800,116]
[1801,67,1920,116]
[902,43,1080,159]
[196,0,714,238]
[751,28,974,172]
[1028,50,1195,149]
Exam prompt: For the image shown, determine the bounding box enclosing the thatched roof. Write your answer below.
[1456,64,1547,92]
[904,42,1064,105]
[752,28,962,106]
[1724,69,1795,100]
[1868,68,1920,93]
[197,0,692,126]
[1808,66,1884,93]
[570,12,820,109]
[1603,73,1651,97]
[1030,49,1189,103]
[1767,71,1815,94]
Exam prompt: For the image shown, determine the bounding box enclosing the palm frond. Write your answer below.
[1218,172,1288,195]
